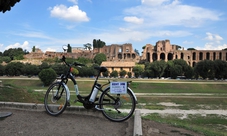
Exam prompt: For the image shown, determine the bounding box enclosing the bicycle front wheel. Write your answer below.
[44,82,67,116]
[99,87,136,122]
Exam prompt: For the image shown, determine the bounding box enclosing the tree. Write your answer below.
[67,44,72,53]
[119,70,127,78]
[150,60,167,78]
[32,46,36,52]
[213,60,227,79]
[23,63,40,76]
[84,43,92,50]
[110,70,118,78]
[0,0,20,13]
[194,60,214,79]
[93,39,105,48]
[5,62,24,76]
[38,68,57,86]
[143,62,154,78]
[184,66,194,79]
[132,65,144,78]
[127,72,132,78]
[94,53,107,65]
[102,70,109,77]
[0,65,5,76]
[134,49,140,55]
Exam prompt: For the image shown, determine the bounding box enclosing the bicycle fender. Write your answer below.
[61,82,70,101]
[128,87,138,104]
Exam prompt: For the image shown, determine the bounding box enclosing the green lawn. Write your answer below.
[1,78,227,136]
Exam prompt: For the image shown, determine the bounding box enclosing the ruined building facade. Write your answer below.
[141,39,227,67]
[93,43,140,62]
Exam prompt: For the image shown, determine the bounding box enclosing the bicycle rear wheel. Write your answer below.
[44,82,67,116]
[99,87,136,122]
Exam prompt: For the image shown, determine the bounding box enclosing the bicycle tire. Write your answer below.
[99,87,136,122]
[44,82,67,116]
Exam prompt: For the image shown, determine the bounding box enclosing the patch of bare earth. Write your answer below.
[142,119,204,136]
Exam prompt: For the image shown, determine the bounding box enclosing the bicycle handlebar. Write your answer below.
[61,56,85,67]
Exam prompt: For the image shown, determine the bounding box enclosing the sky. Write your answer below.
[0,0,227,54]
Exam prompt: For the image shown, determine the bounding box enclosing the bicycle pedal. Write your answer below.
[67,101,71,106]
[95,105,104,111]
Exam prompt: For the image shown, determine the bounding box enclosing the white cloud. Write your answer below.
[50,5,89,22]
[141,0,170,6]
[196,43,227,50]
[124,0,221,28]
[124,16,144,24]
[204,32,223,43]
[5,41,30,51]
[45,47,57,52]
[68,0,78,4]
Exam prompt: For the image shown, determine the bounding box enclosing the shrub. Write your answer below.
[38,68,57,86]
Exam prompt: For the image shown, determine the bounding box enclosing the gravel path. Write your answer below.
[0,109,133,136]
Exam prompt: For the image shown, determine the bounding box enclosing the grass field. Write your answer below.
[0,77,227,136]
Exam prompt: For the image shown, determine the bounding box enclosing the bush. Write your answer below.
[38,68,57,86]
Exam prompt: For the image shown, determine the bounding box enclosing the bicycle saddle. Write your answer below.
[94,66,107,72]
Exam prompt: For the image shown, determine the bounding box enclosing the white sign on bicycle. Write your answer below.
[110,82,127,94]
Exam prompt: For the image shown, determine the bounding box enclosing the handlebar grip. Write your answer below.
[74,62,85,67]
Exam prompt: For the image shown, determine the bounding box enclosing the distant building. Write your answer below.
[141,39,227,67]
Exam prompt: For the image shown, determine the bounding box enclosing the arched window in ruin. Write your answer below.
[175,55,178,59]
[118,53,122,59]
[132,53,136,59]
[193,52,196,60]
[181,53,184,59]
[226,52,227,61]
[124,53,126,59]
[127,53,130,58]
[206,52,210,60]
[219,52,222,60]
[167,53,173,60]
[152,53,157,61]
[160,53,165,60]
[213,52,216,60]
[147,53,150,62]
[199,52,203,60]
[192,62,196,67]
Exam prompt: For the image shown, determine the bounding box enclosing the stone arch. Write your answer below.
[118,53,122,59]
[192,62,196,67]
[146,52,150,62]
[213,52,216,60]
[152,53,157,61]
[206,52,210,60]
[181,53,184,59]
[199,52,203,60]
[167,53,173,60]
[193,52,196,60]
[160,53,165,60]
[219,52,222,60]
[132,53,136,59]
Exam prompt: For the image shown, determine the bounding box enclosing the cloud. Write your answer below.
[124,0,222,28]
[50,5,90,22]
[141,0,170,6]
[196,43,227,50]
[45,47,57,52]
[68,0,78,4]
[204,32,223,43]
[5,41,30,51]
[124,16,144,24]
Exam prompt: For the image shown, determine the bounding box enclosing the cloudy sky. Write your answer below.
[0,0,227,54]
